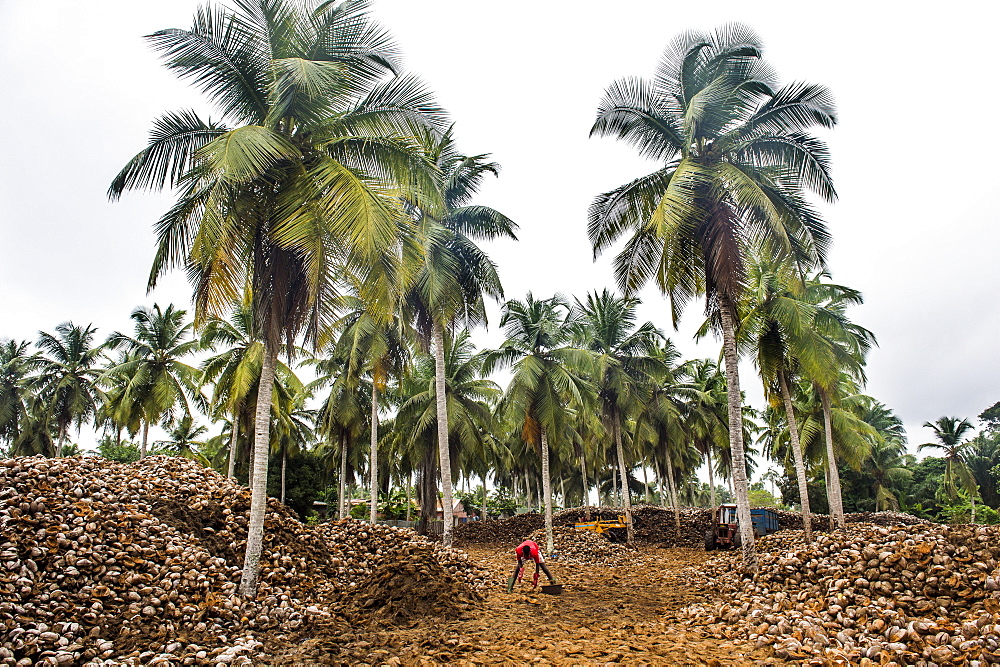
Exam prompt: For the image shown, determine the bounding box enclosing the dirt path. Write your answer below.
[268,545,774,665]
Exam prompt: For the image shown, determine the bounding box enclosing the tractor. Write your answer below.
[704,504,780,550]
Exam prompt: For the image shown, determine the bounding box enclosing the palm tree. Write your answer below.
[330,295,409,524]
[395,329,500,534]
[920,416,978,522]
[406,127,517,547]
[571,289,664,544]
[0,340,41,448]
[802,277,875,528]
[738,259,835,540]
[862,438,911,511]
[589,25,837,569]
[109,0,443,596]
[484,294,592,552]
[156,414,210,463]
[33,322,104,457]
[311,352,371,519]
[103,304,202,458]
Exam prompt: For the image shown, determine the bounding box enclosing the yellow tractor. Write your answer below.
[573,515,627,543]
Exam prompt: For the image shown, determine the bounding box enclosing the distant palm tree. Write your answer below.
[33,322,104,456]
[862,439,911,511]
[589,25,837,569]
[156,414,209,463]
[571,289,664,544]
[104,304,201,457]
[0,340,41,447]
[484,295,592,552]
[920,416,978,522]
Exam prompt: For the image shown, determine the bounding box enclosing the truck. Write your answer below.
[704,504,780,550]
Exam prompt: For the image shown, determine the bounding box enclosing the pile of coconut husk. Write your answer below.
[0,455,488,665]
[452,513,545,544]
[685,523,1000,664]
[342,550,483,624]
[527,527,632,567]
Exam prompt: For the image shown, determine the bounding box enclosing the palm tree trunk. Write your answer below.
[613,416,635,545]
[540,425,554,553]
[57,423,67,458]
[239,340,278,598]
[227,413,239,479]
[370,383,378,524]
[611,463,618,506]
[718,294,758,572]
[580,448,590,519]
[706,446,716,509]
[560,476,566,510]
[642,462,650,503]
[654,457,665,508]
[778,370,812,541]
[971,492,977,524]
[819,388,844,529]
[406,470,412,523]
[140,422,149,459]
[665,448,681,539]
[280,445,287,505]
[432,320,456,548]
[338,431,347,520]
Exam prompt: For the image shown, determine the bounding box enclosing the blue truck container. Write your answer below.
[750,508,780,538]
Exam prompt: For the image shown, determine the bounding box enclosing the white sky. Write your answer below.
[2,0,999,459]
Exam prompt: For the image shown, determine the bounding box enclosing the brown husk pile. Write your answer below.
[0,455,487,665]
[455,504,928,548]
[686,523,1000,664]
[526,527,632,567]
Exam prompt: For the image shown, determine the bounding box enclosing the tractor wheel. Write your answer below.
[704,530,716,551]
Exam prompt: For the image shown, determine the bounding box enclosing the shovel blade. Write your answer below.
[539,584,563,595]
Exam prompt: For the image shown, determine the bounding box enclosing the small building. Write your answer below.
[434,499,468,521]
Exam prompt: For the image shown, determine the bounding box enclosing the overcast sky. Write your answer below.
[1,0,998,457]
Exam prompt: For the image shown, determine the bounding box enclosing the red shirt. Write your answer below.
[515,540,541,563]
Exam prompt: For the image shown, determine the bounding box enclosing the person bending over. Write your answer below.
[506,539,557,592]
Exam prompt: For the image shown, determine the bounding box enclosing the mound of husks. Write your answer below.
[686,523,1000,665]
[526,527,631,567]
[0,456,487,665]
[455,505,927,548]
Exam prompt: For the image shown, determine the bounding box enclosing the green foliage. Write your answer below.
[267,450,326,520]
[748,482,784,509]
[487,488,518,517]
[96,436,141,463]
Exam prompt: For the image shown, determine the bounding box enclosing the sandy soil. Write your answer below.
[267,544,775,665]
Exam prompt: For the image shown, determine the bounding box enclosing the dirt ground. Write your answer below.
[267,545,776,665]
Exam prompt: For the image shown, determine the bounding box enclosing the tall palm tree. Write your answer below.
[484,294,592,552]
[33,323,104,457]
[920,416,978,522]
[589,25,837,568]
[104,304,202,458]
[802,277,875,528]
[395,329,500,533]
[571,289,664,544]
[109,0,443,596]
[738,258,837,540]
[406,127,517,547]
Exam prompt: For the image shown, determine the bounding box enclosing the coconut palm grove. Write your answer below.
[3,1,1000,664]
